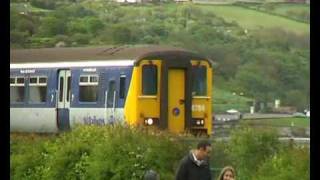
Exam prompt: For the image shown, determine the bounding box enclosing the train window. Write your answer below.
[90,76,98,83]
[107,80,116,107]
[119,75,126,99]
[17,77,24,84]
[39,77,47,84]
[29,76,47,103]
[10,77,25,102]
[67,77,71,102]
[79,75,98,102]
[142,65,157,95]
[192,66,207,96]
[10,77,15,84]
[30,77,37,84]
[80,76,88,83]
[59,77,64,102]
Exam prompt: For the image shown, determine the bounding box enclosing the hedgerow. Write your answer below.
[11,125,309,180]
[10,125,188,180]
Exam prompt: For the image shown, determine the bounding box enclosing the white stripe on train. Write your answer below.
[10,60,135,69]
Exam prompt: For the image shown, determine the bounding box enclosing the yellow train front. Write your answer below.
[125,48,213,136]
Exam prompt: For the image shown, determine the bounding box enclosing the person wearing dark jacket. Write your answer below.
[175,140,212,180]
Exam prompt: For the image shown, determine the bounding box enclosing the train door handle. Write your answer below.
[179,99,185,104]
[51,94,54,102]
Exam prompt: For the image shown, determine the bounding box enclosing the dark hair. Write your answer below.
[197,140,211,150]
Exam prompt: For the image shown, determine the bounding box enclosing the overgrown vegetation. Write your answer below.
[10,125,189,180]
[11,125,310,179]
[10,1,310,112]
[212,126,309,180]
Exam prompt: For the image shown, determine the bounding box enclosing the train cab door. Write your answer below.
[168,69,185,133]
[57,70,71,131]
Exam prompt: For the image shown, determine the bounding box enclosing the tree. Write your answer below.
[112,24,133,44]
[39,16,67,36]
[85,17,104,34]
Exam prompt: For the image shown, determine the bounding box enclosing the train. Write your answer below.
[10,45,213,135]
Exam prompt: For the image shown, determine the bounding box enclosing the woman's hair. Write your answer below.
[217,166,235,180]
[144,169,160,180]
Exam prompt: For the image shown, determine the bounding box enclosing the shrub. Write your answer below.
[11,125,188,180]
[225,126,281,180]
[255,145,310,180]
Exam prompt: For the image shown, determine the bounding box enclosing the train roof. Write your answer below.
[10,45,213,67]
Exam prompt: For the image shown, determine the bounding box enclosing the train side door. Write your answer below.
[168,69,185,133]
[105,79,117,124]
[57,70,71,131]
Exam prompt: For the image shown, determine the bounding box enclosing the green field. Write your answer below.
[88,3,309,35]
[268,3,309,14]
[213,88,253,113]
[244,3,310,23]
[197,5,309,34]
[243,117,310,128]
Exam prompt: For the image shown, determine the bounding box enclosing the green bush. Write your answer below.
[255,145,309,180]
[30,0,56,10]
[225,126,281,180]
[11,126,310,180]
[11,125,188,180]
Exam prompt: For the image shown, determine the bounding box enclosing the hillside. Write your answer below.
[198,4,309,34]
[10,0,310,111]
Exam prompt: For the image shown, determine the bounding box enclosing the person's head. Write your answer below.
[144,169,160,180]
[196,140,212,160]
[218,166,236,180]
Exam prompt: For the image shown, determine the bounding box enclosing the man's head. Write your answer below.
[196,140,212,160]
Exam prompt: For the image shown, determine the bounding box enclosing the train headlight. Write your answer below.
[193,119,205,126]
[144,118,158,126]
[147,118,153,125]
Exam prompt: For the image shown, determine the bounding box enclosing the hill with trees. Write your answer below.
[10,0,310,112]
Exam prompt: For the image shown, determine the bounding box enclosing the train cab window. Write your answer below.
[142,65,157,95]
[10,77,25,103]
[79,75,99,102]
[29,76,47,103]
[119,75,126,99]
[192,66,207,96]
